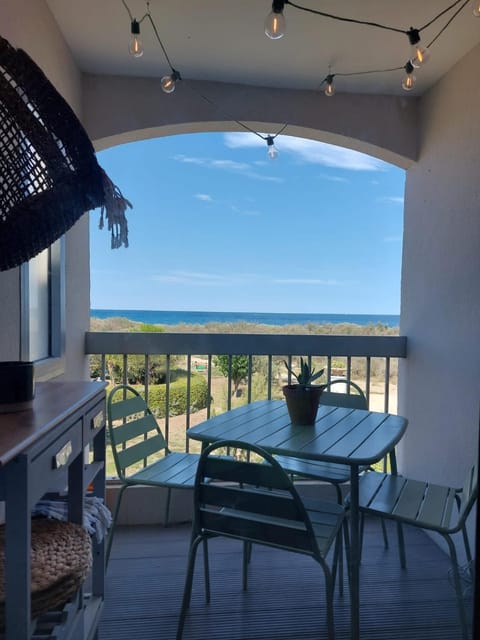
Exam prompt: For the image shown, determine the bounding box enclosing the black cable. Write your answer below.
[145,13,176,72]
[285,0,406,35]
[418,0,465,32]
[285,0,465,36]
[426,0,470,48]
[182,82,288,141]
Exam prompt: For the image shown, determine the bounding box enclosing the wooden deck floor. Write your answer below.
[100,517,473,640]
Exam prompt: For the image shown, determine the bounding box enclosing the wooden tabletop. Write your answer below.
[187,399,408,466]
[0,381,106,466]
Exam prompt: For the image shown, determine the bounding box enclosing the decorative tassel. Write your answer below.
[100,168,132,249]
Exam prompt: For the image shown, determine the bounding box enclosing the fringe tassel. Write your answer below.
[100,168,132,249]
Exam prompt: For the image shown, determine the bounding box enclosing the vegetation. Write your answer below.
[90,316,399,336]
[213,355,249,395]
[284,357,324,387]
[145,374,209,418]
[90,353,169,384]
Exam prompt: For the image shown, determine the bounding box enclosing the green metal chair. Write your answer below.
[275,379,371,504]
[176,439,347,640]
[357,464,477,640]
[106,384,202,564]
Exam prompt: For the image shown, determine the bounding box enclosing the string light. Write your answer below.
[324,74,335,97]
[407,28,430,67]
[161,70,181,94]
[120,0,473,157]
[266,135,279,159]
[401,61,416,91]
[129,19,143,57]
[264,0,286,39]
[273,0,470,94]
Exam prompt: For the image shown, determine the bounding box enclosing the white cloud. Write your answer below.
[320,174,349,183]
[195,193,213,202]
[273,278,341,285]
[224,133,387,171]
[379,196,404,204]
[152,270,242,286]
[174,153,282,183]
[384,235,402,243]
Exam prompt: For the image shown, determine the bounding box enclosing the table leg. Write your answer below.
[349,463,360,640]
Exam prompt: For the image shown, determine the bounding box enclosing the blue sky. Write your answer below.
[90,132,405,314]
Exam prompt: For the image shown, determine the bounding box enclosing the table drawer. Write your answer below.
[83,399,105,445]
[29,419,83,503]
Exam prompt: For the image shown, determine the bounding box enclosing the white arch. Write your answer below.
[83,75,418,168]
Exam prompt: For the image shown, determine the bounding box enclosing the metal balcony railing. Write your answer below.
[86,332,406,468]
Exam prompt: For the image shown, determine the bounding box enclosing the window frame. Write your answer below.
[20,237,65,380]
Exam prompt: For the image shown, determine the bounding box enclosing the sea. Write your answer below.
[91,309,400,328]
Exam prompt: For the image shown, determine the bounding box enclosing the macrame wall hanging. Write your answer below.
[0,35,132,271]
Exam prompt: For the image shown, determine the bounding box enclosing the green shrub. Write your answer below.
[146,374,209,417]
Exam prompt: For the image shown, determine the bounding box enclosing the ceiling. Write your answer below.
[46,0,480,96]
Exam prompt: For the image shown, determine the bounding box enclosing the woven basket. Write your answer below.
[0,518,92,628]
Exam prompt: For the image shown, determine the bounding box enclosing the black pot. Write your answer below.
[282,384,324,426]
[0,361,35,405]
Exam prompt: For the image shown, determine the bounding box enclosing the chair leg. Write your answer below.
[343,518,351,595]
[164,487,172,527]
[242,540,249,590]
[176,535,203,640]
[444,534,470,640]
[332,484,344,595]
[321,563,336,640]
[380,518,389,549]
[105,483,128,566]
[331,528,344,597]
[203,538,210,603]
[396,522,406,569]
[461,523,473,568]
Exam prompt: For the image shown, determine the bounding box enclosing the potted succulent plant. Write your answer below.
[282,357,325,425]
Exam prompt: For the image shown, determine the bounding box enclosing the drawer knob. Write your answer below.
[53,440,73,469]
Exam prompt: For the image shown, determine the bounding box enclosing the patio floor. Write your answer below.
[100,516,473,640]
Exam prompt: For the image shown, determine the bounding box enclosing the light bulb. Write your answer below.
[411,44,430,68]
[161,70,181,94]
[129,19,144,58]
[401,62,416,92]
[474,2,480,16]
[265,1,286,39]
[266,136,278,159]
[407,28,429,68]
[324,75,335,97]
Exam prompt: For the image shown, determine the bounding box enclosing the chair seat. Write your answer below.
[129,452,201,488]
[275,455,366,484]
[357,471,458,533]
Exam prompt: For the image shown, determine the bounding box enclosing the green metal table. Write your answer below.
[187,399,408,640]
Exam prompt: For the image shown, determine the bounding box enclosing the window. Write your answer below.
[21,238,65,378]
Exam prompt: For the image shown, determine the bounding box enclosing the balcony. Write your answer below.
[100,517,472,640]
[87,330,474,639]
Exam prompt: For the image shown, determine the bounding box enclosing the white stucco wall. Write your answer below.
[0,0,90,379]
[398,43,480,489]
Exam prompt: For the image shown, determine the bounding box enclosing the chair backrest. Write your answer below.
[320,378,368,410]
[107,384,168,481]
[193,439,319,557]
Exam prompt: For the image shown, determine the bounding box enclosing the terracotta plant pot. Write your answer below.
[282,384,324,426]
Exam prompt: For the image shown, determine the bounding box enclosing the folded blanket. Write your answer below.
[32,496,112,543]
